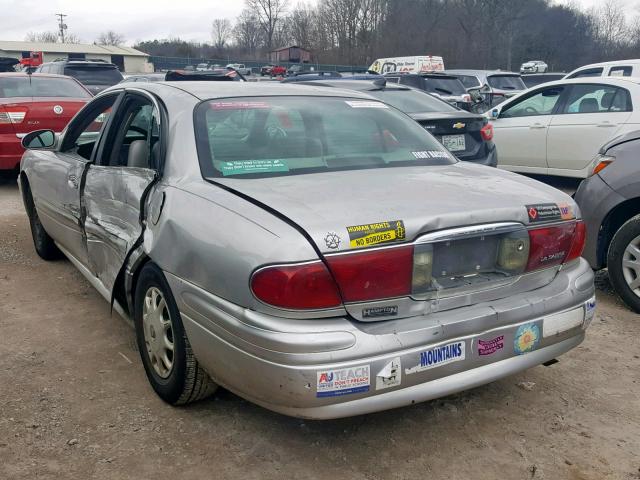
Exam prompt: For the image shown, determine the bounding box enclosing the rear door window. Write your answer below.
[562,84,632,114]
[609,66,632,77]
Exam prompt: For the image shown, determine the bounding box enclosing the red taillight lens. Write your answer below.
[566,221,586,262]
[251,261,342,309]
[0,106,27,124]
[326,245,414,302]
[526,221,585,272]
[480,123,493,141]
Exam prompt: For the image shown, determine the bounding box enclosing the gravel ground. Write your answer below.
[0,176,639,480]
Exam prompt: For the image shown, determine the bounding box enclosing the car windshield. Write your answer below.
[422,77,466,95]
[367,89,457,113]
[487,75,526,90]
[0,76,91,98]
[64,66,123,85]
[195,96,455,179]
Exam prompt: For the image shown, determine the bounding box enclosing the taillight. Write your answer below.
[251,261,342,309]
[326,246,414,302]
[526,221,585,272]
[480,123,494,141]
[0,106,27,124]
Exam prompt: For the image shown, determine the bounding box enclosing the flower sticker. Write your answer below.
[514,323,540,355]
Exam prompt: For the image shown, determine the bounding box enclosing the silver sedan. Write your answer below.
[18,82,595,419]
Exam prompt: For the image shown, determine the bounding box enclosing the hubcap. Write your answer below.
[622,234,640,297]
[142,287,174,378]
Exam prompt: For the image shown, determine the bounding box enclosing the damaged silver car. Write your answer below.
[19,82,595,419]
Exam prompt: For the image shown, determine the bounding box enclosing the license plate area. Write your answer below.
[442,134,466,151]
[412,224,529,297]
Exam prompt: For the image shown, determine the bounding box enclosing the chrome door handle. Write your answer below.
[597,122,615,127]
[67,174,78,189]
[529,123,547,129]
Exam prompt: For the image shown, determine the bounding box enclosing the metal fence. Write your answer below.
[148,55,368,73]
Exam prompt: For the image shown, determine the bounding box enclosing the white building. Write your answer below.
[0,40,152,73]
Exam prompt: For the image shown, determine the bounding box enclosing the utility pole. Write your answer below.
[56,13,68,43]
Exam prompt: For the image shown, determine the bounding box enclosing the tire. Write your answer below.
[24,187,62,260]
[134,262,217,405]
[607,214,640,313]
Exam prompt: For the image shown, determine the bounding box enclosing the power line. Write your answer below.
[56,13,68,43]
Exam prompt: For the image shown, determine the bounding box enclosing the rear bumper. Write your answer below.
[458,143,497,167]
[0,133,23,170]
[170,259,594,419]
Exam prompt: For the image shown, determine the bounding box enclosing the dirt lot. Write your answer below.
[0,176,639,480]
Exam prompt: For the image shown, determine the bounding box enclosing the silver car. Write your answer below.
[18,82,595,419]
[446,69,527,108]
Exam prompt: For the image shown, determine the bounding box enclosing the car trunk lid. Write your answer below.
[0,97,87,134]
[411,112,487,159]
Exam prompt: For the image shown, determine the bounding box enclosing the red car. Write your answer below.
[0,73,91,171]
[270,65,287,77]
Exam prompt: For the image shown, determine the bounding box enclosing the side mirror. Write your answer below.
[21,129,56,150]
[490,108,500,119]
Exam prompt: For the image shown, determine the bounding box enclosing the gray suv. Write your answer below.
[574,131,640,312]
[36,59,123,95]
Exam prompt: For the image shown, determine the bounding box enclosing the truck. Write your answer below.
[369,56,445,75]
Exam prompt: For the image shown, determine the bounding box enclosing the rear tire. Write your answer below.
[25,187,62,261]
[134,262,217,405]
[607,214,640,313]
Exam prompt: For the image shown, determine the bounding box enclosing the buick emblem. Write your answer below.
[53,105,64,115]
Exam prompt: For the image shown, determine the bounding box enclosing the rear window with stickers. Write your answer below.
[194,96,455,178]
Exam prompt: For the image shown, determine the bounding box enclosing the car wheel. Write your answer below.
[25,188,62,260]
[134,262,217,405]
[607,214,640,313]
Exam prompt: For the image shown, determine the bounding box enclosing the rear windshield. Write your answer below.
[367,89,457,113]
[455,75,481,89]
[0,76,91,98]
[487,75,526,90]
[195,96,455,179]
[64,66,123,85]
[422,77,467,95]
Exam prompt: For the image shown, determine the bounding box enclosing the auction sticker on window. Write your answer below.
[526,203,562,223]
[316,365,370,398]
[345,100,388,108]
[346,220,406,248]
[220,159,289,176]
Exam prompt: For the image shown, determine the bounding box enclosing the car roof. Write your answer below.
[104,81,380,101]
[0,72,78,79]
[539,76,640,86]
[572,59,640,69]
[292,79,412,91]
[446,69,521,77]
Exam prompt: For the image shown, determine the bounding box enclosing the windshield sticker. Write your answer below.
[405,341,465,374]
[477,335,504,356]
[316,365,370,398]
[376,357,401,391]
[526,203,562,223]
[346,220,406,248]
[514,323,540,355]
[210,101,270,110]
[220,159,289,176]
[345,100,389,109]
[412,150,449,159]
[558,202,575,220]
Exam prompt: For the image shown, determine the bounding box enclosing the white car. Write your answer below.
[226,63,251,75]
[564,59,640,79]
[520,60,548,74]
[490,77,640,178]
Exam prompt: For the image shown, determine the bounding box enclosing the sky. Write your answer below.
[1,0,640,46]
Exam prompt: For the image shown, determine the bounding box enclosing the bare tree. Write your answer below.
[288,3,315,50]
[25,31,59,43]
[590,0,630,56]
[234,9,263,56]
[245,0,288,52]
[96,31,125,46]
[211,18,232,52]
